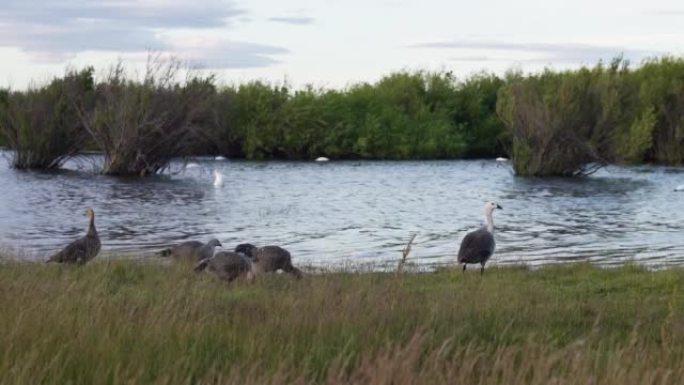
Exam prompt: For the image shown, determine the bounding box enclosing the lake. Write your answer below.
[1,154,683,269]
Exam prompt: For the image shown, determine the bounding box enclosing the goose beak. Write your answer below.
[496,204,503,210]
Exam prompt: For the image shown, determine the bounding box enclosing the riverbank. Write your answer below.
[1,260,684,384]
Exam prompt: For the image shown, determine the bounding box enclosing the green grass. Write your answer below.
[1,260,684,384]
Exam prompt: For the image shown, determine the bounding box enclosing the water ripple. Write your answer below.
[0,156,683,267]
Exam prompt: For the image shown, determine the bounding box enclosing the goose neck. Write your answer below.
[484,210,494,233]
[87,213,97,236]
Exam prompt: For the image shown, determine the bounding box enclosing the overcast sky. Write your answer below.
[0,0,682,89]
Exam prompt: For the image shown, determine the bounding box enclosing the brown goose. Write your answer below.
[234,243,303,279]
[457,201,502,275]
[47,208,101,264]
[194,250,254,282]
[157,239,222,262]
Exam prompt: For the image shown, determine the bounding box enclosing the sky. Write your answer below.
[0,0,682,89]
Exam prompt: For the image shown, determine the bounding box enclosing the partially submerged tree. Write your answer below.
[74,57,216,176]
[0,69,94,169]
[632,57,684,164]
[497,61,635,176]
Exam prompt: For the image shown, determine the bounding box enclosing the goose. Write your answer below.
[315,157,329,162]
[495,157,509,162]
[194,248,254,282]
[47,208,101,264]
[457,202,502,275]
[234,243,303,279]
[157,239,222,262]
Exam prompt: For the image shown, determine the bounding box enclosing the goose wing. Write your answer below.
[457,228,495,264]
[48,237,88,263]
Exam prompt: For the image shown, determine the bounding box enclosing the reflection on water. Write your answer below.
[0,154,683,268]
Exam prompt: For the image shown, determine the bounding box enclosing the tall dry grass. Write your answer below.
[1,261,684,384]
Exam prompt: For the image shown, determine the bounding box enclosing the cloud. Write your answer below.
[449,55,499,62]
[0,0,243,28]
[643,9,684,16]
[411,39,663,64]
[0,0,288,68]
[268,16,314,25]
[168,38,290,69]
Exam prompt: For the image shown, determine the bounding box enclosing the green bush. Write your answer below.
[631,57,684,164]
[614,107,656,163]
[497,61,636,176]
[0,68,94,169]
[4,56,684,173]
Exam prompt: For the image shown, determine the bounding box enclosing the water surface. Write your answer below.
[1,154,682,268]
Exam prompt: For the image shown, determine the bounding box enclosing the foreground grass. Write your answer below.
[2,261,684,384]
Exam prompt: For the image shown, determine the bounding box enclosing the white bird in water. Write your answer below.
[495,157,509,162]
[315,156,329,162]
[675,184,684,192]
[213,170,224,187]
[215,156,226,161]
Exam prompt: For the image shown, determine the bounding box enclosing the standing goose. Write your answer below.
[194,249,254,282]
[157,239,222,262]
[457,202,502,275]
[234,243,303,279]
[47,208,101,264]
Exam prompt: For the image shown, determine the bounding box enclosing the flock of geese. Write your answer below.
[45,202,503,277]
[45,208,305,281]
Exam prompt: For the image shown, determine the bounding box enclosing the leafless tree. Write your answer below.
[72,55,216,176]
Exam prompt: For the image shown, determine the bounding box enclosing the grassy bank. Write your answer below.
[2,261,684,384]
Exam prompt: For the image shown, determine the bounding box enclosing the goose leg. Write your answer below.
[282,262,303,280]
[462,264,466,273]
[245,270,256,284]
[480,263,485,276]
[194,258,210,273]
